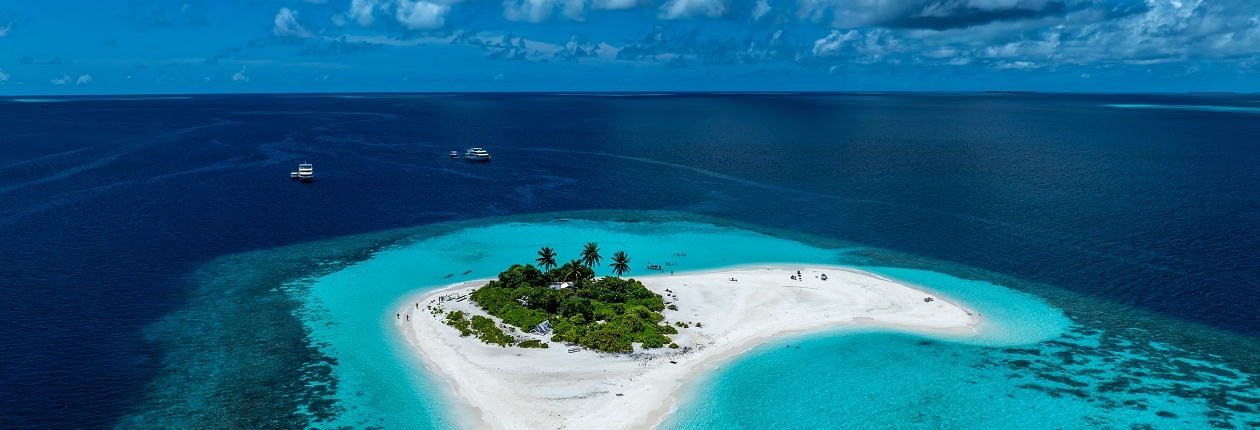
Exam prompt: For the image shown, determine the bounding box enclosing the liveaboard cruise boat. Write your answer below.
[295,163,313,182]
[464,148,491,162]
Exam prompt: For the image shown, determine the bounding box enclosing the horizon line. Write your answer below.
[4,90,1259,99]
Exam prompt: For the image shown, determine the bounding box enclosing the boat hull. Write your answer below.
[464,156,490,162]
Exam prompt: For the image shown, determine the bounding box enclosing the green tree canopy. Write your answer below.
[610,251,631,277]
[536,246,557,270]
[580,242,602,269]
[465,254,672,354]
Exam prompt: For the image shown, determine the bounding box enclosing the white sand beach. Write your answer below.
[396,265,981,429]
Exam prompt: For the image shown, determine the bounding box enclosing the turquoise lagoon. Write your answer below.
[155,214,1260,429]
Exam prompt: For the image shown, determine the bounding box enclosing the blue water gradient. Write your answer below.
[4,93,1260,428]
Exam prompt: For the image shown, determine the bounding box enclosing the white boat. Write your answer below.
[290,172,299,179]
[449,151,458,158]
[463,148,491,162]
[297,163,314,182]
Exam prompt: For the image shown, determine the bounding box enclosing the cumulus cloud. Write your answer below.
[273,8,312,37]
[554,33,601,61]
[232,66,249,82]
[349,0,381,26]
[812,30,858,56]
[0,68,9,82]
[76,74,93,84]
[348,0,456,29]
[470,0,1257,74]
[795,0,1083,30]
[395,0,450,29]
[0,20,13,37]
[51,75,71,85]
[504,0,586,22]
[995,60,1038,69]
[750,0,772,21]
[501,0,635,22]
[770,0,1258,72]
[504,0,553,22]
[659,0,728,19]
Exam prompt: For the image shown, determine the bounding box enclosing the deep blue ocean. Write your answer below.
[1,93,1258,429]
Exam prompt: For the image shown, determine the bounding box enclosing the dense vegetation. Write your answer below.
[467,250,677,353]
[444,310,515,347]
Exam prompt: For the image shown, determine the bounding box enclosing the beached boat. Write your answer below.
[297,163,314,182]
[464,148,491,162]
[647,264,663,271]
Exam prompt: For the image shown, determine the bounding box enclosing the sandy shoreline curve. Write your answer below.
[396,265,982,429]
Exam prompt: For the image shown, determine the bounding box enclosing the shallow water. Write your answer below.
[141,215,1260,429]
[276,218,1071,429]
[300,219,860,428]
[666,268,1260,429]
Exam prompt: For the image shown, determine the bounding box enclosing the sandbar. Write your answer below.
[397,265,981,429]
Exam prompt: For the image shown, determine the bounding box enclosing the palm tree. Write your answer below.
[536,246,557,270]
[610,251,631,277]
[580,242,603,269]
[560,260,585,283]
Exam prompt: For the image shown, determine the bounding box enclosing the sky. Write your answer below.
[0,0,1258,94]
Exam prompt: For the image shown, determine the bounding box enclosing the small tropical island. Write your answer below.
[442,243,681,353]
[398,243,982,429]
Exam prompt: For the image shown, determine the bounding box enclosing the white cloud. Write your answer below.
[303,0,329,3]
[51,75,71,85]
[0,68,9,82]
[349,0,380,26]
[995,60,1038,69]
[76,74,92,84]
[659,0,727,19]
[274,8,312,37]
[504,0,559,22]
[502,0,626,22]
[750,0,771,21]
[812,30,858,56]
[395,0,450,29]
[561,0,585,20]
[0,20,12,37]
[232,66,249,82]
